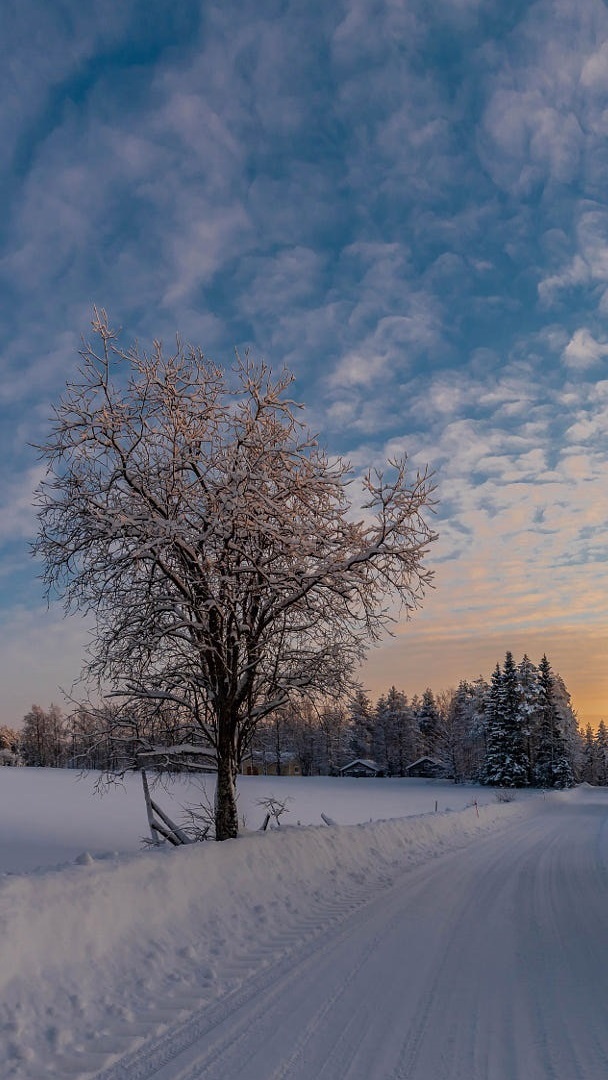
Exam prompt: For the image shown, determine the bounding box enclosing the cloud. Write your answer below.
[0,2,133,166]
[476,0,608,198]
[2,0,608,732]
[538,254,591,305]
[0,466,45,544]
[580,39,608,90]
[480,90,583,194]
[238,247,326,321]
[335,346,608,686]
[562,327,608,369]
[538,208,608,309]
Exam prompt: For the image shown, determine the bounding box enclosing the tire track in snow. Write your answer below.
[91,814,495,1080]
[156,814,549,1080]
[91,859,405,1080]
[92,794,608,1080]
[175,913,397,1080]
[311,997,372,1080]
[386,814,569,1080]
[262,902,412,1080]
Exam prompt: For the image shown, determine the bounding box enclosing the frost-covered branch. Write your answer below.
[34,312,438,839]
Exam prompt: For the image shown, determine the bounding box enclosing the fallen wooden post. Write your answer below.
[141,769,195,845]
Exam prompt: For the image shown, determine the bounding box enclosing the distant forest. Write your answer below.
[2,652,606,788]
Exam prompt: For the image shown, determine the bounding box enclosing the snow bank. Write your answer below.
[0,787,536,1079]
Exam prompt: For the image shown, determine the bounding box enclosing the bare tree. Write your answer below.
[0,725,21,755]
[34,311,437,839]
[21,704,67,767]
[279,700,325,776]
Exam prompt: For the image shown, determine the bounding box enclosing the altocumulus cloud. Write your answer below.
[1,0,608,726]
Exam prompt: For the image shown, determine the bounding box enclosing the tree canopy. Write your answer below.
[34,312,438,837]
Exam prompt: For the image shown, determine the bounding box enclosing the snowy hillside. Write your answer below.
[1,772,607,1079]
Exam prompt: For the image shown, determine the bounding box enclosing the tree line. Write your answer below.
[252,651,584,787]
[4,651,604,788]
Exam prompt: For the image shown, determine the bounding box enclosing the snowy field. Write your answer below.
[1,770,607,1079]
[0,768,518,874]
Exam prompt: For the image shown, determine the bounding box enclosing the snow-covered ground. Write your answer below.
[0,768,512,874]
[1,770,607,1079]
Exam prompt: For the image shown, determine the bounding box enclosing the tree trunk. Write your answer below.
[215,728,239,840]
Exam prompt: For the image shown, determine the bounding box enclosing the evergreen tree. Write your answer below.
[483,663,505,785]
[580,723,598,785]
[484,653,528,787]
[417,688,441,757]
[533,655,575,788]
[595,721,608,786]
[372,694,390,774]
[517,654,540,782]
[499,652,528,786]
[465,676,490,780]
[374,687,415,776]
[348,690,375,760]
[551,671,582,780]
[408,695,423,757]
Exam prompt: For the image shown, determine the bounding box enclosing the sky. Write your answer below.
[1,0,608,730]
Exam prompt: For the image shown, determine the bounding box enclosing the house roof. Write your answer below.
[339,758,381,772]
[137,745,217,770]
[406,756,448,769]
[246,750,298,763]
[138,744,215,757]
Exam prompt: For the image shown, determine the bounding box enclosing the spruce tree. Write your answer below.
[348,690,375,760]
[417,688,441,757]
[467,676,490,780]
[374,687,414,776]
[534,655,575,788]
[484,653,528,787]
[551,671,582,779]
[595,721,608,785]
[498,651,528,786]
[372,694,389,775]
[517,654,540,782]
[484,663,505,785]
[581,723,598,784]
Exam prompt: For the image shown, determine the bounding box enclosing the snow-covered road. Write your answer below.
[97,787,608,1080]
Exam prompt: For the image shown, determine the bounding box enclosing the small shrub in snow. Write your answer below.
[257,795,293,829]
[494,789,516,803]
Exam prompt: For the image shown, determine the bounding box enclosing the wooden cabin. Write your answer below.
[405,756,452,779]
[339,758,383,778]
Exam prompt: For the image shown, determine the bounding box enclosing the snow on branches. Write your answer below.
[34,311,437,837]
